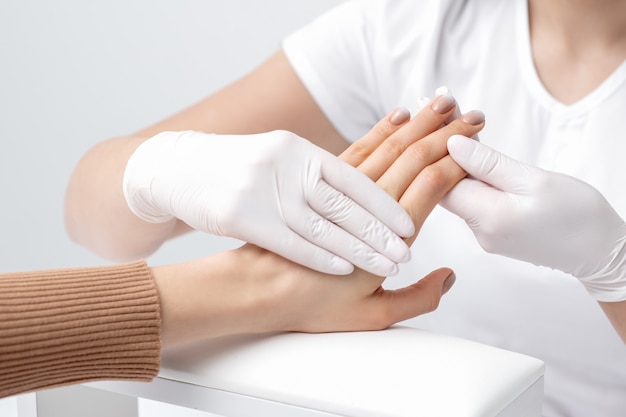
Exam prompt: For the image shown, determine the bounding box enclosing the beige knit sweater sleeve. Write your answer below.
[0,260,161,398]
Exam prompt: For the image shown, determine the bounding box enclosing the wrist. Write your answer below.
[153,246,285,347]
[578,236,626,302]
[123,131,181,223]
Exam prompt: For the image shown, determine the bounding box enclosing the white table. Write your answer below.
[21,326,545,417]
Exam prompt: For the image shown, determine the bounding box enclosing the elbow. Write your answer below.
[63,136,175,261]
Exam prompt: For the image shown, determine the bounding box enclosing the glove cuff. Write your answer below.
[579,235,626,302]
[122,132,179,223]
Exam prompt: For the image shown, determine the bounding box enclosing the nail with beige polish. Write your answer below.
[462,110,485,125]
[389,107,411,125]
[431,93,456,114]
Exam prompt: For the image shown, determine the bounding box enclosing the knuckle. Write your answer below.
[346,141,372,161]
[347,239,374,263]
[359,218,389,245]
[404,142,432,166]
[308,215,333,239]
[382,138,406,159]
[312,184,354,223]
[272,129,296,141]
[478,237,500,254]
[373,121,394,139]
[419,164,451,191]
[269,129,302,151]
[324,195,354,223]
[528,169,551,192]
[474,219,510,254]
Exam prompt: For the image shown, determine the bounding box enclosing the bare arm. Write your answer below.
[600,301,626,344]
[64,51,348,261]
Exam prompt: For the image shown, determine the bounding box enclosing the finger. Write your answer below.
[321,157,415,237]
[340,107,411,167]
[435,86,462,125]
[447,135,531,191]
[377,111,485,200]
[308,180,411,264]
[399,155,468,244]
[439,176,501,227]
[285,208,401,277]
[435,86,479,140]
[355,95,458,181]
[256,226,355,275]
[368,268,455,328]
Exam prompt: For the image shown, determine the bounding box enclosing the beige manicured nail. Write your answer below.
[462,110,485,125]
[389,107,411,125]
[431,94,456,114]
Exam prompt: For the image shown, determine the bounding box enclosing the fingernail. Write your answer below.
[442,271,456,295]
[431,93,456,114]
[389,107,411,125]
[462,110,485,125]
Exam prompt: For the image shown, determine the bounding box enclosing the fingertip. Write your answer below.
[442,271,456,295]
[328,256,354,275]
[361,254,401,278]
[397,243,411,263]
[387,263,400,277]
[447,133,466,145]
[447,134,475,157]
[389,107,411,125]
[395,211,416,238]
[461,110,485,126]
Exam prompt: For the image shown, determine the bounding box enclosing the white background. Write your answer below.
[0,1,340,415]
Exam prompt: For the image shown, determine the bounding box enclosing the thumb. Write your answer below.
[440,176,502,225]
[447,135,532,192]
[379,268,456,325]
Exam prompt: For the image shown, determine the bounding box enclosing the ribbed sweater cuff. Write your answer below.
[0,260,161,398]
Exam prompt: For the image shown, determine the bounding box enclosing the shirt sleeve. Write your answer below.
[0,260,161,398]
[283,0,384,141]
[282,0,445,142]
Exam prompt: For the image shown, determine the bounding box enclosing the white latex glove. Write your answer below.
[123,130,415,276]
[441,135,626,302]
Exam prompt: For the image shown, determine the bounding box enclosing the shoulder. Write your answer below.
[358,0,510,56]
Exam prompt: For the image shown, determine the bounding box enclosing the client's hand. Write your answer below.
[154,95,485,346]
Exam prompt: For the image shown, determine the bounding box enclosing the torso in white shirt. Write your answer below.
[283,0,626,415]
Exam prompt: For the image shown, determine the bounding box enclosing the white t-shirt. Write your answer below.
[283,0,626,416]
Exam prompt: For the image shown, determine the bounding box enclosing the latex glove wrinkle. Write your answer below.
[124,130,414,276]
[442,135,626,302]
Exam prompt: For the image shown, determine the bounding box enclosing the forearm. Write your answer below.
[65,51,346,260]
[133,51,348,155]
[64,135,183,260]
[599,301,626,344]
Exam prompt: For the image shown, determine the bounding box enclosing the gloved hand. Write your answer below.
[441,135,626,302]
[123,130,415,276]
